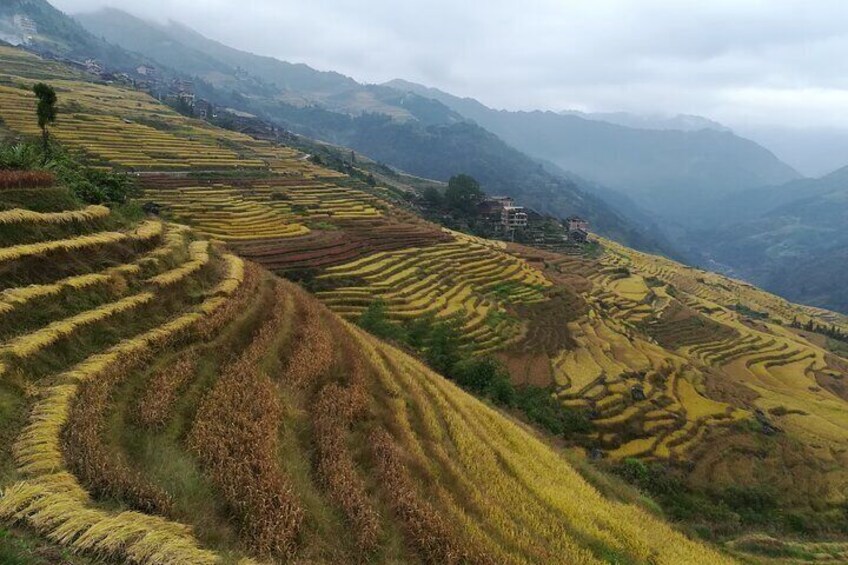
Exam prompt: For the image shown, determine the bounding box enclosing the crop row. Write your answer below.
[312,378,380,553]
[0,220,162,265]
[282,288,334,388]
[317,240,550,351]
[146,240,210,286]
[63,351,173,514]
[188,283,304,557]
[0,170,56,190]
[356,325,734,563]
[0,204,110,226]
[0,247,247,563]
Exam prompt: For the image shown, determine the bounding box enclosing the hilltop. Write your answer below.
[1,44,848,564]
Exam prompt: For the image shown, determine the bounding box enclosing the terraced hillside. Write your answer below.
[498,241,848,531]
[0,49,336,175]
[4,45,848,559]
[0,173,737,563]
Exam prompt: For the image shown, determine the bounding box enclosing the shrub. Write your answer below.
[0,142,43,170]
[358,299,406,342]
[0,140,137,204]
[513,386,592,435]
[452,357,515,406]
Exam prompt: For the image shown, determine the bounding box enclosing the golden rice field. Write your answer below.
[0,47,334,175]
[0,178,735,563]
[4,44,848,561]
[137,178,384,241]
[140,183,310,241]
[317,238,552,353]
[496,239,848,515]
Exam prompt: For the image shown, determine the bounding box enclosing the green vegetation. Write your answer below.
[33,82,57,155]
[0,140,137,205]
[731,303,769,320]
[358,299,591,437]
[614,457,848,540]
[444,173,484,216]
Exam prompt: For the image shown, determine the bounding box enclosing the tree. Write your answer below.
[33,83,58,156]
[421,186,444,208]
[445,174,484,216]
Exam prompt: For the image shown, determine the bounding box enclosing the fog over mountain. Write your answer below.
[51,0,848,154]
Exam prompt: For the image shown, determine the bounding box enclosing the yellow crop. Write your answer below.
[350,326,734,563]
[0,273,110,316]
[0,253,245,563]
[0,205,110,225]
[1,292,155,358]
[146,240,210,286]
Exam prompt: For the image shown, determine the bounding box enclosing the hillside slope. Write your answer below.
[0,0,144,71]
[385,79,802,224]
[697,166,848,313]
[70,7,675,256]
[0,185,731,561]
[4,45,848,563]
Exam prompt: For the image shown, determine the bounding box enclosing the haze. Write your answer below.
[52,0,848,175]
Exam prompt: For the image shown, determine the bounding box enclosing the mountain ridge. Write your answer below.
[384,78,802,225]
[69,6,679,257]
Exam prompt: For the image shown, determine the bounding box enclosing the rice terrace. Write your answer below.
[2,3,848,563]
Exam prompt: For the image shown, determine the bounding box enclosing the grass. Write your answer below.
[0,527,93,565]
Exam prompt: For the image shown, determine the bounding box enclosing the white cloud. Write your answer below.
[50,0,848,129]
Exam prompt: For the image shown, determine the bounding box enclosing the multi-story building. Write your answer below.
[501,205,528,229]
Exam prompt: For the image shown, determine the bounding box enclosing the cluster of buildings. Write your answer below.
[479,196,590,243]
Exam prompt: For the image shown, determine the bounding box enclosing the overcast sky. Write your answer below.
[50,0,848,134]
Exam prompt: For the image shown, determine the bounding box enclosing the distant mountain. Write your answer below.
[559,109,731,133]
[385,79,801,226]
[700,165,848,312]
[736,125,848,178]
[77,9,447,121]
[70,7,676,256]
[0,0,143,69]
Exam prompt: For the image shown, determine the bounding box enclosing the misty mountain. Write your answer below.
[68,7,677,255]
[736,125,848,178]
[77,9,449,121]
[0,0,144,69]
[559,110,731,133]
[699,165,848,312]
[385,79,801,226]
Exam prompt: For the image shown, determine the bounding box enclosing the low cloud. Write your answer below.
[52,0,848,129]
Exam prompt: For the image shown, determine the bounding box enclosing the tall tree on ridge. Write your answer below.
[33,82,57,158]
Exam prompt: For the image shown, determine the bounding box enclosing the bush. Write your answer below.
[0,142,43,169]
[452,357,515,405]
[0,140,137,204]
[514,386,592,435]
[358,300,406,342]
